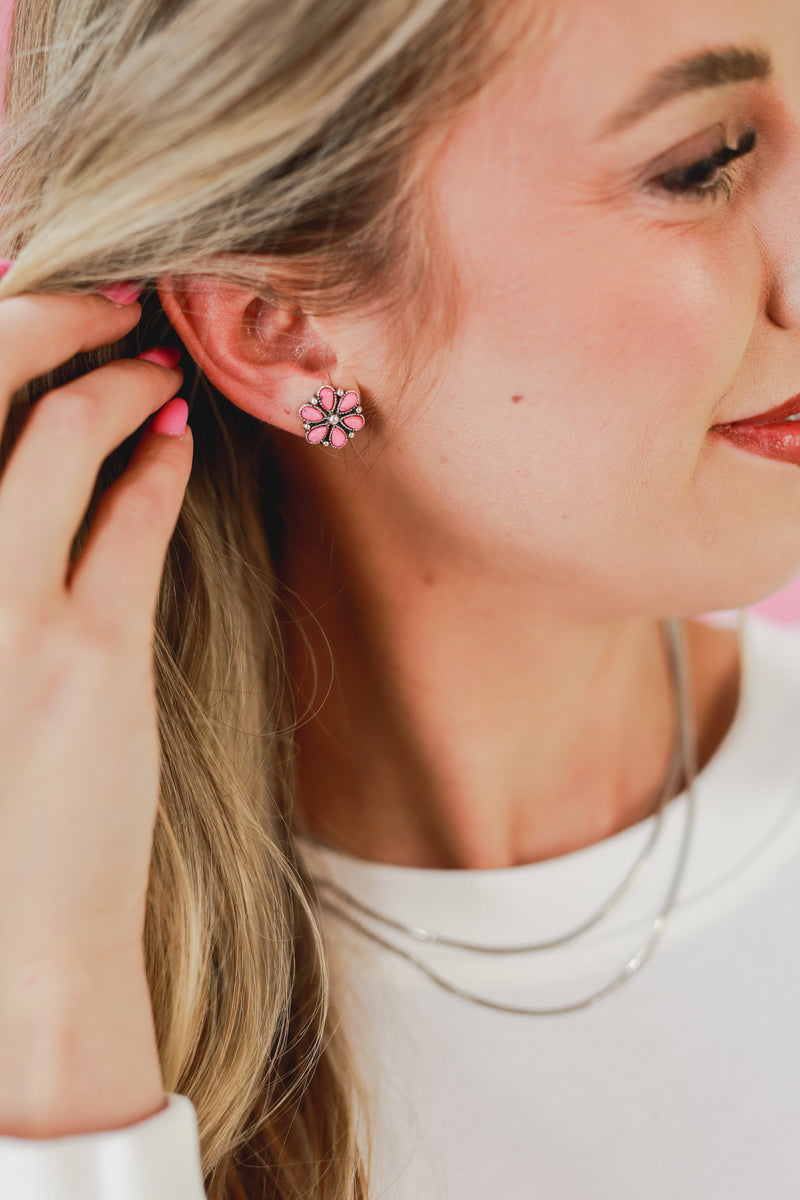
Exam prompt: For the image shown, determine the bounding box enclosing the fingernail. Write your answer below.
[135,346,181,369]
[150,397,189,438]
[97,281,144,305]
[0,258,15,280]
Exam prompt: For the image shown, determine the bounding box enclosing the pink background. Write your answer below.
[0,0,798,625]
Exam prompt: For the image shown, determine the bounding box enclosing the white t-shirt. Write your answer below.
[3,610,800,1199]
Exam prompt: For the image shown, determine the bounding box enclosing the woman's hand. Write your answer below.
[0,287,191,975]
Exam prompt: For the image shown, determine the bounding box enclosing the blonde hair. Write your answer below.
[0,2,554,1196]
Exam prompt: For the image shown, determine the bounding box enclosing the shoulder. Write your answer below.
[692,613,800,764]
[744,611,800,672]
[735,611,800,727]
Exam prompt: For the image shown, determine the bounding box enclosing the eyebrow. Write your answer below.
[597,45,773,139]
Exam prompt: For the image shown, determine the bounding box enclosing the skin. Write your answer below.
[159,0,800,870]
[0,290,187,1132]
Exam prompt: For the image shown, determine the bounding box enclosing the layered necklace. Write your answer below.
[311,616,699,1015]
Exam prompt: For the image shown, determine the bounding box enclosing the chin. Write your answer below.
[680,558,800,618]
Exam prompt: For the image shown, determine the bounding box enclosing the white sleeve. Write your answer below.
[0,1092,207,1198]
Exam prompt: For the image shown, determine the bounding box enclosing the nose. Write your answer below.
[761,122,800,330]
[764,258,800,330]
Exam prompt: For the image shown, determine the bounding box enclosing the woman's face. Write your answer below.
[349,0,800,619]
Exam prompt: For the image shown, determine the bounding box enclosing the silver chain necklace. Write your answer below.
[312,617,699,1015]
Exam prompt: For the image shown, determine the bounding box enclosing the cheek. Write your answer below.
[470,202,748,413]
[383,204,762,573]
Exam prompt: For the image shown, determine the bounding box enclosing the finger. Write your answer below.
[0,358,183,606]
[0,292,142,422]
[67,407,193,641]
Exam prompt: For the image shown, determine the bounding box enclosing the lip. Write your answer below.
[712,392,800,428]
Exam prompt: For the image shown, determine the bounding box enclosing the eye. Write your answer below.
[648,127,758,204]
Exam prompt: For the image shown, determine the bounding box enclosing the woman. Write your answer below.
[1,0,800,1195]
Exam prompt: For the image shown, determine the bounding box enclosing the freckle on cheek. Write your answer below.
[511,394,524,404]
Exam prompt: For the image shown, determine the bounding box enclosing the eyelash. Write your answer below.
[652,126,759,203]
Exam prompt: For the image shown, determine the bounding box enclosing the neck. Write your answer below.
[270,440,742,871]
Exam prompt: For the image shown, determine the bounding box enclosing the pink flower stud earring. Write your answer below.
[299,385,365,448]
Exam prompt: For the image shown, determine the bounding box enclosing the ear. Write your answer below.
[156,273,345,437]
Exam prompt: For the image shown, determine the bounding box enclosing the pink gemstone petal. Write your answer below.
[306,424,329,444]
[329,425,348,448]
[317,385,336,411]
[300,404,323,422]
[338,390,360,413]
[341,413,365,431]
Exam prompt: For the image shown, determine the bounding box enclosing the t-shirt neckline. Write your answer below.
[297,613,800,948]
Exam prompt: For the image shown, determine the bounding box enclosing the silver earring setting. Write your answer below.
[299,385,365,448]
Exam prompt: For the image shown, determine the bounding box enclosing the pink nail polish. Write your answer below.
[98,281,144,305]
[150,397,189,438]
[0,258,15,279]
[135,346,181,369]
